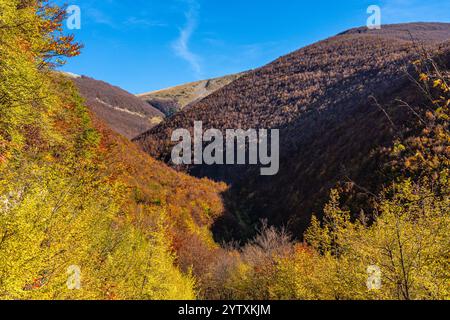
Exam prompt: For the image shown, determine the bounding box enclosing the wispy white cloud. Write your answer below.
[83,1,168,30]
[85,7,116,27]
[124,17,168,28]
[172,0,203,78]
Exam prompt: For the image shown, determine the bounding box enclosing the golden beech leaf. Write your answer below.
[419,73,429,82]
[433,79,442,88]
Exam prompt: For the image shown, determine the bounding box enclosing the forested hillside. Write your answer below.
[0,0,225,299]
[72,75,165,139]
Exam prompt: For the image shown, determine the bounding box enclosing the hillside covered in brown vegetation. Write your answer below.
[73,75,165,139]
[134,23,450,241]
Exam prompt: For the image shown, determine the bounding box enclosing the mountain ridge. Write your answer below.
[71,75,165,139]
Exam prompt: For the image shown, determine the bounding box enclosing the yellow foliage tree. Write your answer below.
[0,0,195,300]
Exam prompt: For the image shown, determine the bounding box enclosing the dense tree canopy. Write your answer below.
[0,0,212,300]
[0,0,448,300]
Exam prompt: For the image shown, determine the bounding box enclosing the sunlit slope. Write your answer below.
[137,73,245,116]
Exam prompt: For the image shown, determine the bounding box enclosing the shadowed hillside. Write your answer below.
[133,23,450,241]
[72,75,165,139]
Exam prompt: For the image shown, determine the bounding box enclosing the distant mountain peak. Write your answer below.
[137,73,246,116]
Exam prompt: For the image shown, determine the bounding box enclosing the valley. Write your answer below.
[131,22,450,240]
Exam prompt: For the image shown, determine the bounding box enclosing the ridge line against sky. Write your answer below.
[58,0,450,94]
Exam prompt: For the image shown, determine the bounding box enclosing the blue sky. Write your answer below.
[57,0,450,94]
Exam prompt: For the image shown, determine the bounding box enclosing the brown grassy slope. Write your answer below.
[137,73,245,116]
[133,23,450,241]
[73,76,165,139]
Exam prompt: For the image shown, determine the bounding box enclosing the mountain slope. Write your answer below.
[137,73,245,116]
[133,23,450,240]
[90,109,227,259]
[70,73,227,250]
[72,75,165,139]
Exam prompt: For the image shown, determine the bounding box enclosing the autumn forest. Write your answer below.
[0,0,449,301]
